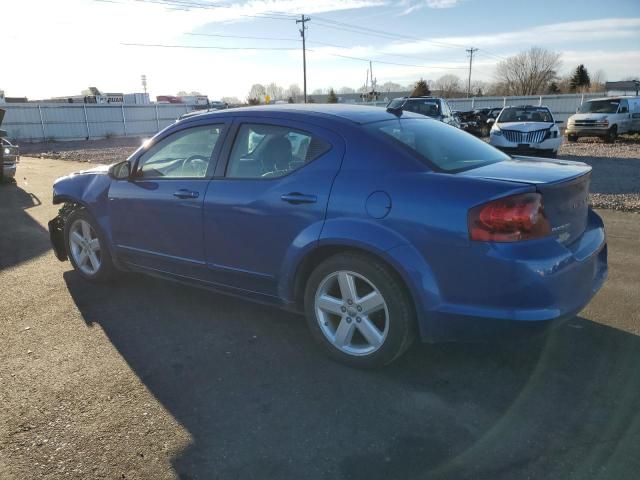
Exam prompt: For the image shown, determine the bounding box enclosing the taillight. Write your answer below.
[468,192,551,242]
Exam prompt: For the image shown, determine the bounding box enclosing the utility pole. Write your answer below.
[466,47,478,98]
[141,74,147,95]
[296,15,310,103]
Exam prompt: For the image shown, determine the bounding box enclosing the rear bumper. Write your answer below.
[414,209,608,342]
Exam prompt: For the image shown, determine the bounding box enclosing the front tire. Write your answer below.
[604,126,617,143]
[64,209,116,281]
[304,253,416,368]
[567,133,578,143]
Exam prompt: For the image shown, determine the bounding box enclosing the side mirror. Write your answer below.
[555,120,564,124]
[487,118,495,125]
[109,161,131,180]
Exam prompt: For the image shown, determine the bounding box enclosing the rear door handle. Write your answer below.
[173,189,199,199]
[281,192,317,204]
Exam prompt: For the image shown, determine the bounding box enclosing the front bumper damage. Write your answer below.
[48,204,77,261]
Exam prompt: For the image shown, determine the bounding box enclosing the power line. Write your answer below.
[312,15,467,49]
[187,32,299,42]
[308,49,468,70]
[120,42,298,50]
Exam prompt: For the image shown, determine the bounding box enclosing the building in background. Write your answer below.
[605,80,640,96]
[156,94,209,106]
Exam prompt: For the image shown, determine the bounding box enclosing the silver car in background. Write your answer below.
[1,137,20,181]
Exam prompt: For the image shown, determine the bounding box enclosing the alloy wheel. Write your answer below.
[314,270,389,356]
[69,219,102,276]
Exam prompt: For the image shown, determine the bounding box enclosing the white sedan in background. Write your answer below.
[489,105,563,158]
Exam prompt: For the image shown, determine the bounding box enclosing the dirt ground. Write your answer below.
[1,157,640,480]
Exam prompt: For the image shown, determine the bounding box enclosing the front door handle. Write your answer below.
[281,192,317,204]
[173,189,199,199]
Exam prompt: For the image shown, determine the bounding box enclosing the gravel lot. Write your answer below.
[17,133,640,212]
[1,157,639,480]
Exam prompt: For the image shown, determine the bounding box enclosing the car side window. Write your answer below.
[136,125,224,179]
[619,100,629,113]
[226,123,330,179]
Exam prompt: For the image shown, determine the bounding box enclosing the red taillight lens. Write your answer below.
[468,192,551,242]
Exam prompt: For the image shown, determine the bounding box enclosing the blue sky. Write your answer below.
[2,0,639,100]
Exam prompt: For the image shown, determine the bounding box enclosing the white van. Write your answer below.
[566,96,640,143]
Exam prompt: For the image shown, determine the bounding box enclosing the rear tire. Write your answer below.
[304,253,416,368]
[64,209,116,282]
[604,126,617,143]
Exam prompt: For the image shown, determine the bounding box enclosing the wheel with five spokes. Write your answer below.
[304,253,416,368]
[64,209,116,281]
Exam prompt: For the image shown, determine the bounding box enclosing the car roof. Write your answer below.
[180,103,424,125]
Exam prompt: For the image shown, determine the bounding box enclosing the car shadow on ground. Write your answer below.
[64,271,640,480]
[0,182,49,271]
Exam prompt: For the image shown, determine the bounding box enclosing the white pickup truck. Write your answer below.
[566,96,640,143]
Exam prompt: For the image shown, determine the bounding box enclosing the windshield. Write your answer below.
[578,100,620,113]
[371,118,508,172]
[403,99,441,117]
[498,107,553,123]
[387,98,405,109]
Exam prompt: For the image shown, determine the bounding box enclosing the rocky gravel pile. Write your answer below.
[17,134,640,212]
[19,137,142,164]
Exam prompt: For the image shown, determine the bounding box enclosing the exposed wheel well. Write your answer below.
[293,245,415,312]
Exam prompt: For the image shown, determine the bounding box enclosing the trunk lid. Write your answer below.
[460,157,591,244]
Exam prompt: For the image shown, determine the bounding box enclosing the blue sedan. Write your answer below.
[48,105,607,368]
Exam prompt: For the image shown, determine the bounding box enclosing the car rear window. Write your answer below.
[370,118,508,172]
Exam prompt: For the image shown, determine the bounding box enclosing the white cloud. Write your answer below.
[426,0,460,8]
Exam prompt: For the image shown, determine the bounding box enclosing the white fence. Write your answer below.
[1,103,195,142]
[1,93,605,142]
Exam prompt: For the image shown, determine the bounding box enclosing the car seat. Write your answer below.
[261,136,293,176]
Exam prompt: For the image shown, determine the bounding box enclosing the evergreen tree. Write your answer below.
[570,65,591,92]
[326,88,338,103]
[410,79,431,97]
[547,82,560,94]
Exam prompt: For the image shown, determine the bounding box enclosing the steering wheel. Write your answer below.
[181,155,209,177]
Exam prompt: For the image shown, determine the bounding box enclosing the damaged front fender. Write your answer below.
[47,203,78,262]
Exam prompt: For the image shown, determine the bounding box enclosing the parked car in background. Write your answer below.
[454,108,504,137]
[1,137,20,181]
[0,108,19,182]
[489,105,563,157]
[566,96,640,143]
[386,96,459,127]
[48,105,606,368]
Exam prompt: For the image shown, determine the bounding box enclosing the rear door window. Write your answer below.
[226,124,331,179]
[371,118,508,172]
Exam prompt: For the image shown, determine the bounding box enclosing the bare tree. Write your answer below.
[247,84,266,103]
[311,88,325,95]
[494,47,561,95]
[434,74,462,97]
[338,86,355,94]
[285,84,302,101]
[265,83,284,101]
[381,81,403,93]
[590,69,607,93]
[221,96,241,105]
